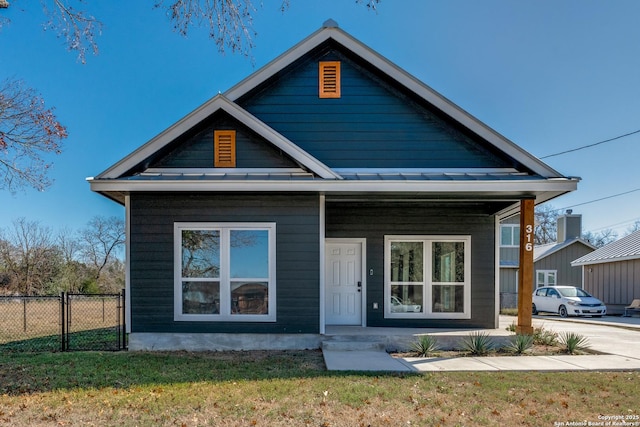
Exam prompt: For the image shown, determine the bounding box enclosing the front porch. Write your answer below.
[324,316,516,352]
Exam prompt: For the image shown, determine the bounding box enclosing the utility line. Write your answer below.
[556,188,640,212]
[540,129,640,159]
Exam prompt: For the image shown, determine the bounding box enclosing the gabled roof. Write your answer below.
[534,238,596,262]
[572,230,640,266]
[89,20,578,206]
[94,94,341,180]
[225,19,564,179]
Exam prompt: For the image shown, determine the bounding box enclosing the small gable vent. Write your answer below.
[319,61,341,98]
[214,130,236,167]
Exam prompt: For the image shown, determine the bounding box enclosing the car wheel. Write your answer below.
[559,305,568,318]
[532,303,538,315]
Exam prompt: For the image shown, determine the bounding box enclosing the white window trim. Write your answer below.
[500,224,520,247]
[536,270,557,288]
[384,235,471,320]
[174,222,276,322]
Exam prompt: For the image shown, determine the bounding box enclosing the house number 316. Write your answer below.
[524,224,533,252]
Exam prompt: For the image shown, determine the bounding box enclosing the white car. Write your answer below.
[390,296,422,313]
[532,286,606,318]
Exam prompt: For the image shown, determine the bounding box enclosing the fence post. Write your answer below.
[23,298,27,332]
[60,292,66,352]
[122,288,126,350]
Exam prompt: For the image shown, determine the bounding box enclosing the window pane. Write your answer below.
[432,285,464,312]
[513,226,520,244]
[548,272,556,285]
[390,285,423,313]
[182,281,220,314]
[390,242,423,282]
[230,230,269,278]
[500,226,512,246]
[432,242,465,283]
[231,281,268,314]
[182,230,220,278]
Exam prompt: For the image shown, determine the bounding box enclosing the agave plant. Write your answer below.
[505,334,534,355]
[461,331,494,355]
[559,332,590,354]
[411,335,440,357]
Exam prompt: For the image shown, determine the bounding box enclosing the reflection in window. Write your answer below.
[183,281,220,314]
[432,285,464,313]
[231,282,268,314]
[182,230,220,278]
[386,236,470,318]
[390,242,423,282]
[432,242,465,283]
[175,223,275,321]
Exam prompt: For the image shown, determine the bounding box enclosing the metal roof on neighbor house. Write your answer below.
[572,230,640,266]
[534,238,596,262]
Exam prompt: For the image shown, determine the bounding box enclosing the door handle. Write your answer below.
[357,281,362,292]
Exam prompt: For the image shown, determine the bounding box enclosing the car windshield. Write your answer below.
[557,287,591,298]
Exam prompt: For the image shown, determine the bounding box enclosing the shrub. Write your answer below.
[462,332,494,355]
[533,325,558,346]
[505,322,517,333]
[411,335,440,357]
[559,332,590,354]
[505,334,534,355]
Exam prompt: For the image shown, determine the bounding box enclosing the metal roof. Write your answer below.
[571,230,640,266]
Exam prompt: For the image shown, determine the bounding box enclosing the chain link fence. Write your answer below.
[0,291,126,353]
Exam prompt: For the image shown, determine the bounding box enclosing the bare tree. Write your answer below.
[79,216,125,284]
[626,220,640,236]
[534,204,558,245]
[0,78,68,193]
[0,218,57,295]
[2,1,381,62]
[583,229,618,248]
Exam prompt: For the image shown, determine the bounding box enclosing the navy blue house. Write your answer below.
[90,20,578,350]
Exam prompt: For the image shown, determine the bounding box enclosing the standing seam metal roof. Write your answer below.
[572,230,640,265]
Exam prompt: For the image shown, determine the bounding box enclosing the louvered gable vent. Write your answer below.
[319,61,341,98]
[214,130,236,167]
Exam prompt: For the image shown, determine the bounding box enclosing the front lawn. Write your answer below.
[0,351,638,426]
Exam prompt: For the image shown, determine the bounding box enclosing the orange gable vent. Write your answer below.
[319,61,341,98]
[214,130,236,167]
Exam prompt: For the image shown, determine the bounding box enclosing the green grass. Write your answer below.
[0,351,638,426]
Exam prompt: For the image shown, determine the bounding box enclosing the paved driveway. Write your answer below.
[529,315,640,360]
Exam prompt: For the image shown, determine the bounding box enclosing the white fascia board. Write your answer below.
[96,95,340,180]
[225,26,563,179]
[90,177,578,195]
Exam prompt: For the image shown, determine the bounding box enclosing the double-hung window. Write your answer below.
[385,236,471,319]
[174,223,276,322]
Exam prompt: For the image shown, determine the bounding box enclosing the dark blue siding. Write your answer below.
[130,193,320,334]
[151,113,300,169]
[240,48,514,169]
[326,202,496,328]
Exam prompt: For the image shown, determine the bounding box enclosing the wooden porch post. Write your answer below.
[517,199,535,335]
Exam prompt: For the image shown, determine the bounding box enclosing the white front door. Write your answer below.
[325,241,363,325]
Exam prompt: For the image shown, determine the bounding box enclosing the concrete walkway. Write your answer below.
[322,315,640,372]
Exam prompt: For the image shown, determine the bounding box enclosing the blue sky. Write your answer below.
[1,0,639,237]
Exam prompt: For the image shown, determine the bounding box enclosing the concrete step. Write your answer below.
[322,337,386,351]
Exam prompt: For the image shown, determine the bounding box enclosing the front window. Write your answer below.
[385,236,471,319]
[175,223,276,322]
[500,224,520,247]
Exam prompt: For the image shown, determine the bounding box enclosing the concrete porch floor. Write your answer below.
[324,316,515,352]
